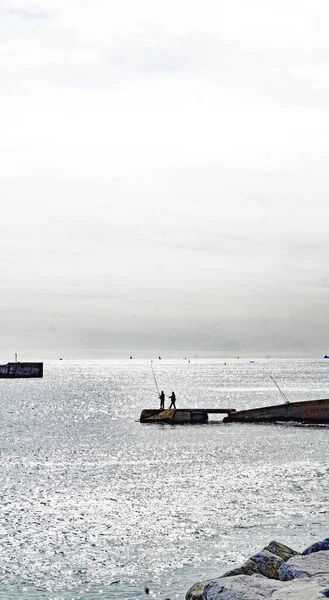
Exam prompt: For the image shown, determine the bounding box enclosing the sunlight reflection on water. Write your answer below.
[1,358,329,599]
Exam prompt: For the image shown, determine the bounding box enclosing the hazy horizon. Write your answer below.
[1,349,327,362]
[2,1,329,357]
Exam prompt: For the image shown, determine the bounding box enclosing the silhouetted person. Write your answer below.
[169,391,176,409]
[159,390,165,410]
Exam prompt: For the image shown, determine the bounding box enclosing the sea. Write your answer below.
[1,358,329,600]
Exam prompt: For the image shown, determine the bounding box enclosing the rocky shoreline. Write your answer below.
[186,537,329,599]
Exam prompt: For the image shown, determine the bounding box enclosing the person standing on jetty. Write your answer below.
[169,391,176,409]
[159,390,165,411]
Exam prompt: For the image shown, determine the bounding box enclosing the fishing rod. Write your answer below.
[151,363,160,397]
[269,375,290,404]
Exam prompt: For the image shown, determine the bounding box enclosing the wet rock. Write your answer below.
[186,579,215,600]
[222,558,260,578]
[222,541,297,579]
[279,550,329,584]
[302,538,329,555]
[264,540,299,561]
[223,550,284,580]
[248,549,284,579]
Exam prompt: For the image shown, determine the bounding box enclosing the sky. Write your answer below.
[1,0,329,359]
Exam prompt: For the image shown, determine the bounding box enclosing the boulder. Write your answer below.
[186,578,216,600]
[203,574,329,600]
[279,550,329,584]
[247,549,284,579]
[302,538,329,555]
[222,558,260,578]
[222,549,284,580]
[279,563,311,581]
[186,540,329,600]
[271,579,329,600]
[264,540,299,561]
[204,573,285,599]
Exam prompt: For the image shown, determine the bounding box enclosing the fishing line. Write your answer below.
[151,363,160,397]
[269,375,290,404]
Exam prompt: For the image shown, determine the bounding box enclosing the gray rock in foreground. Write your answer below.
[204,574,283,599]
[271,578,329,600]
[279,550,329,584]
[186,540,329,600]
[204,573,329,600]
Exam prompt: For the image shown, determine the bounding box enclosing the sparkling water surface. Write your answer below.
[1,358,329,600]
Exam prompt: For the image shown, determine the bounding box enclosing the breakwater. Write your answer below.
[186,537,329,599]
[224,398,329,424]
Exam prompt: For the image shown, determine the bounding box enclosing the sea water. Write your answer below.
[1,358,329,600]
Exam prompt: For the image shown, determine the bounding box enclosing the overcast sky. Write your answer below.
[1,0,329,359]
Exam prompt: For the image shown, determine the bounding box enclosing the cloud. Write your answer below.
[1,1,329,355]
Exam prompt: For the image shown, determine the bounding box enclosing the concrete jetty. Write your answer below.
[140,408,236,423]
[223,398,329,424]
[141,398,329,425]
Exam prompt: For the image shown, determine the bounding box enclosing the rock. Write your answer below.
[222,541,297,579]
[204,573,284,599]
[186,540,329,600]
[264,540,299,561]
[248,549,284,579]
[203,574,329,600]
[302,538,329,555]
[223,550,284,580]
[271,579,329,599]
[279,550,329,584]
[186,579,216,600]
[222,558,260,578]
[279,563,311,581]
[222,542,288,579]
